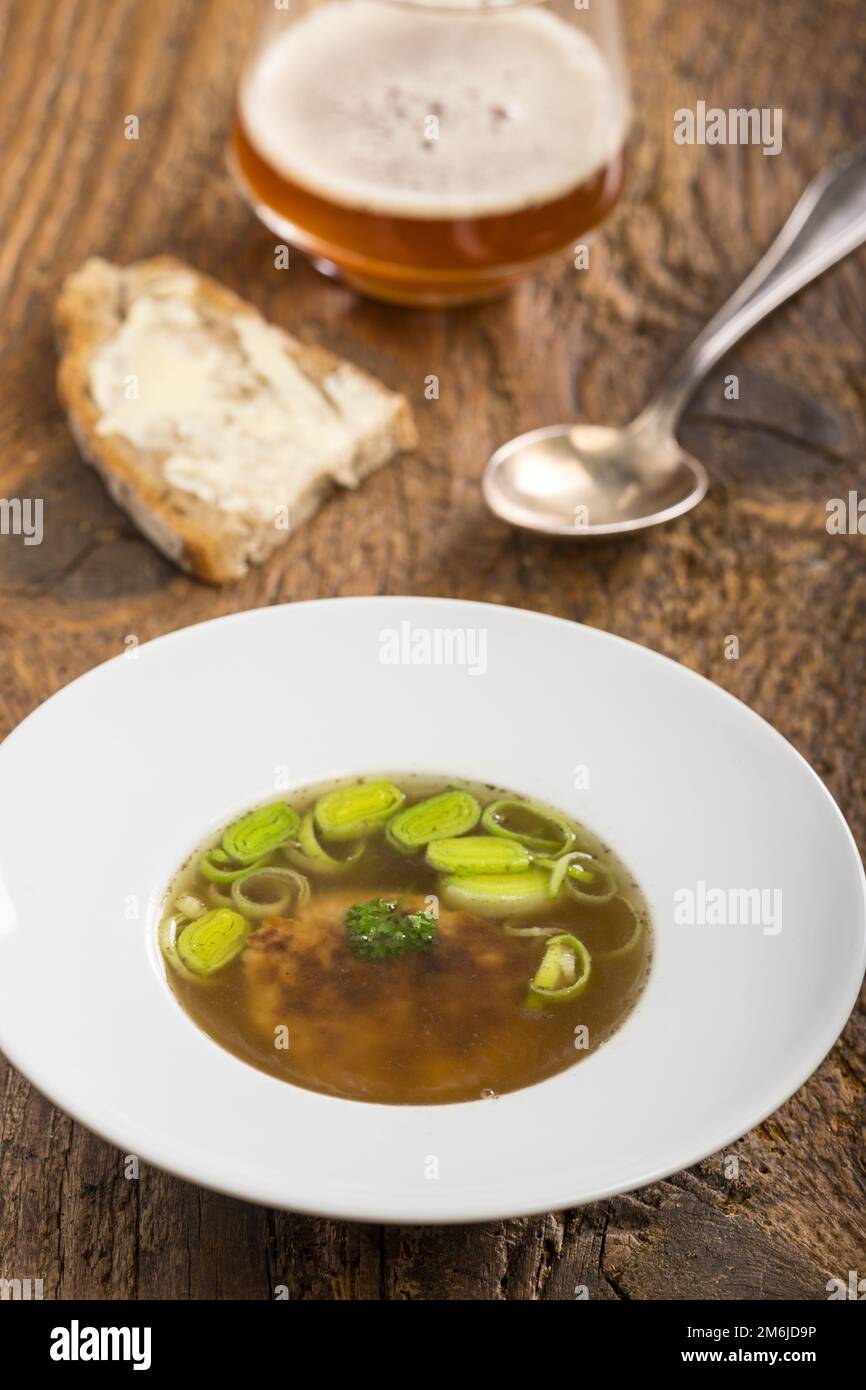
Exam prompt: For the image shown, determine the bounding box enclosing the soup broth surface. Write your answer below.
[160,776,651,1105]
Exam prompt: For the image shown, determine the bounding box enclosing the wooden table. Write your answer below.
[1,0,864,1300]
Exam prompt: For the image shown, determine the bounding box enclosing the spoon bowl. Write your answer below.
[482,422,708,537]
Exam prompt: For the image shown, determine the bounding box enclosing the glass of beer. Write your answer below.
[231,0,629,306]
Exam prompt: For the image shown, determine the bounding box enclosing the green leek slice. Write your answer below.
[159,894,213,980]
[386,789,480,853]
[221,801,299,865]
[527,933,591,1007]
[281,813,365,876]
[199,847,266,885]
[504,923,559,937]
[482,797,577,856]
[174,892,207,920]
[563,856,616,905]
[595,899,645,960]
[206,881,235,910]
[427,836,531,875]
[314,780,405,841]
[230,867,310,921]
[159,915,194,980]
[441,867,552,918]
[546,850,584,898]
[174,909,250,977]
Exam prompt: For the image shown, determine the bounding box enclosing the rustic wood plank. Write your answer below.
[1,0,864,1299]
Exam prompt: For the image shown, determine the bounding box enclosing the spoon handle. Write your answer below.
[638,142,866,432]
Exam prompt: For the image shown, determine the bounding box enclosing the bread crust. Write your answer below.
[55,257,416,583]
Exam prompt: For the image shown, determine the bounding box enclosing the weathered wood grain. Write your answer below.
[0,0,864,1300]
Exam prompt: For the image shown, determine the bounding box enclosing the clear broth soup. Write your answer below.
[159,775,651,1105]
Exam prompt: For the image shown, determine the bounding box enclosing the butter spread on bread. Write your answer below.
[55,257,417,583]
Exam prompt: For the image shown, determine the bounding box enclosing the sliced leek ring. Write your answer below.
[594,898,646,960]
[386,789,480,853]
[199,847,266,885]
[504,923,560,937]
[172,908,250,978]
[280,813,365,877]
[174,892,207,920]
[230,866,310,921]
[563,856,616,905]
[427,835,531,876]
[314,780,405,841]
[441,867,552,919]
[206,880,235,910]
[545,850,587,898]
[526,933,591,1007]
[222,801,299,864]
[482,797,577,856]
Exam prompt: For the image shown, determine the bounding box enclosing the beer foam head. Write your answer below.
[240,0,628,220]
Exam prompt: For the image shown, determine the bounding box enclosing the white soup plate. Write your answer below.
[0,597,862,1222]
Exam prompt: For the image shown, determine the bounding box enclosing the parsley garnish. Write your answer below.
[344,897,437,961]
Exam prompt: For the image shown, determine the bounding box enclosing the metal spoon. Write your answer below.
[483,143,866,538]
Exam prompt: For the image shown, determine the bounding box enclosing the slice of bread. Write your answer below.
[55,256,417,583]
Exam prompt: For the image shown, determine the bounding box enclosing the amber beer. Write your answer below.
[232,0,628,305]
